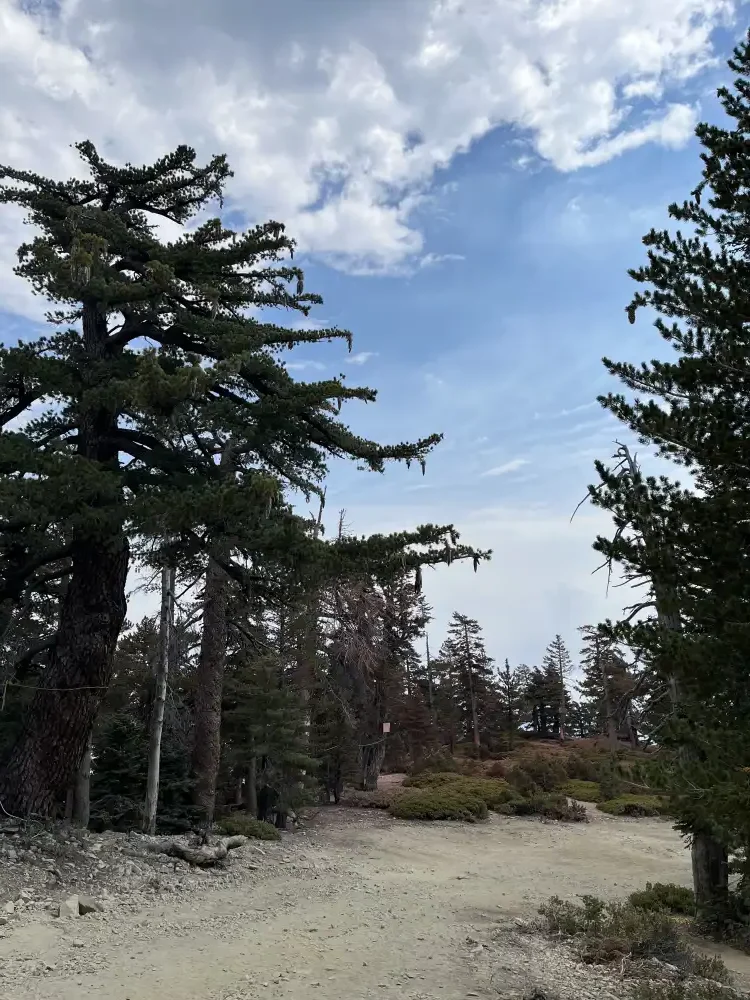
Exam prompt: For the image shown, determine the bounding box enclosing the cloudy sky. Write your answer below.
[0,0,743,669]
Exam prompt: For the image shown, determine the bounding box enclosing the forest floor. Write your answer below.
[2,787,750,1000]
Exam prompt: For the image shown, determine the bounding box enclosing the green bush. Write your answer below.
[598,760,625,801]
[629,882,695,916]
[508,766,539,797]
[564,752,600,782]
[519,754,568,792]
[341,788,398,809]
[538,895,730,983]
[389,787,489,822]
[563,779,601,802]
[410,753,458,776]
[499,793,587,823]
[403,773,517,811]
[597,794,670,818]
[404,771,464,788]
[631,982,738,1000]
[218,813,281,841]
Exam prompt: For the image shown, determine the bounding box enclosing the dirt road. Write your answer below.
[2,804,745,1000]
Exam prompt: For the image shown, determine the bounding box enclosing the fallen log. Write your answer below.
[145,834,247,867]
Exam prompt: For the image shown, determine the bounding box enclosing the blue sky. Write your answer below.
[0,0,745,671]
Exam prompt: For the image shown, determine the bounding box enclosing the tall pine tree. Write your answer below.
[0,142,489,816]
[589,33,750,916]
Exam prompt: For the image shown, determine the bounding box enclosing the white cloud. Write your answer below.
[0,0,737,312]
[481,458,530,477]
[286,359,326,372]
[346,351,378,366]
[340,500,636,666]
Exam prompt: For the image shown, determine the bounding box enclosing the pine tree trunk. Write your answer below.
[692,831,729,918]
[71,735,92,828]
[192,553,229,828]
[359,741,386,792]
[462,623,480,749]
[247,757,257,818]
[0,535,128,817]
[600,650,619,750]
[654,577,730,916]
[191,442,233,830]
[557,653,567,742]
[144,564,174,835]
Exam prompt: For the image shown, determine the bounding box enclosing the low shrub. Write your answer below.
[598,760,626,801]
[341,788,398,809]
[538,894,730,985]
[631,982,738,1000]
[597,794,670,818]
[508,766,539,797]
[486,760,508,779]
[404,773,518,812]
[564,752,601,782]
[629,882,695,916]
[403,771,464,789]
[458,758,486,777]
[410,753,458,776]
[499,793,588,823]
[217,813,281,841]
[389,787,488,822]
[519,754,568,792]
[563,779,601,802]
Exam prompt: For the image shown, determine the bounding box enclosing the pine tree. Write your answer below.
[522,666,560,738]
[578,625,638,747]
[222,651,315,828]
[541,635,574,741]
[0,141,489,816]
[497,659,526,746]
[444,613,495,750]
[588,34,750,915]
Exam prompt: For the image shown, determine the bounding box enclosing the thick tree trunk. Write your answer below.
[359,741,387,792]
[144,564,174,835]
[0,534,128,817]
[692,831,729,918]
[192,554,230,828]
[71,735,92,828]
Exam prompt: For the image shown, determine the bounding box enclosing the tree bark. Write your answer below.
[191,442,234,829]
[192,553,230,828]
[0,534,128,816]
[247,757,257,818]
[692,830,729,918]
[72,735,92,828]
[359,740,386,792]
[144,563,174,835]
[462,623,481,749]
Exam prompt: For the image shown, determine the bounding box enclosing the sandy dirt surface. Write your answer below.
[2,801,749,1000]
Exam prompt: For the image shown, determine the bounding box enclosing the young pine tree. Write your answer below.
[444,613,495,751]
[541,635,574,741]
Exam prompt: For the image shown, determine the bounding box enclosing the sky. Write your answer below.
[0,0,744,671]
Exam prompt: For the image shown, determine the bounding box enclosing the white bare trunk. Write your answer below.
[144,562,175,835]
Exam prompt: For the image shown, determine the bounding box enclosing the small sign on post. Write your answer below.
[382,722,391,734]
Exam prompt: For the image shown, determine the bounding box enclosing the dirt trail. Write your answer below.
[3,804,749,1000]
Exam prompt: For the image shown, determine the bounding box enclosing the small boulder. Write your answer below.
[2,901,14,915]
[78,894,103,915]
[57,895,79,919]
